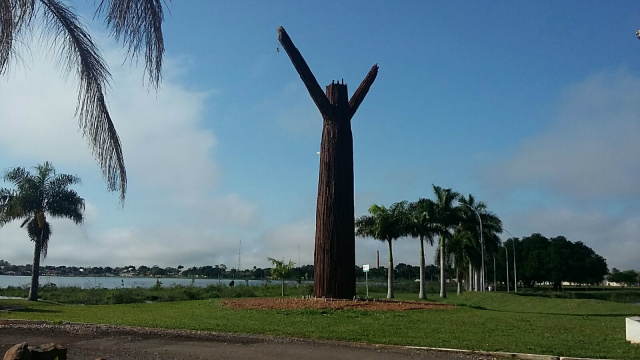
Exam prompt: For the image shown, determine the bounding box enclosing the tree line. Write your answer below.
[356,184,609,299]
[507,234,607,290]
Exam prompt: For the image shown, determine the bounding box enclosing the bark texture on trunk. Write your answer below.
[278,26,378,299]
[28,235,42,301]
[314,82,355,298]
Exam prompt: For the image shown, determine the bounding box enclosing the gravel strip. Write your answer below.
[1,321,279,344]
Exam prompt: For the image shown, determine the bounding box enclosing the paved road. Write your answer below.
[0,323,496,360]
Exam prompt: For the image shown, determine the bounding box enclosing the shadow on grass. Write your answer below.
[1,300,62,314]
[11,307,60,314]
[462,304,639,317]
[1,305,60,314]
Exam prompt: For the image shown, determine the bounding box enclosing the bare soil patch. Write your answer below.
[221,297,453,311]
[0,323,490,360]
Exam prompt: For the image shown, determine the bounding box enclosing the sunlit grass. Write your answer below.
[2,291,640,358]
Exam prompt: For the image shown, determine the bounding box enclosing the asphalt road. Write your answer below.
[0,323,496,360]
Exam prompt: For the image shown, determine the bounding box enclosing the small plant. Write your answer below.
[152,278,163,291]
[267,257,295,297]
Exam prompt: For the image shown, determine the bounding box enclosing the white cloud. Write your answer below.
[485,70,640,270]
[504,206,640,271]
[0,41,260,269]
[491,70,640,201]
[251,219,315,268]
[0,55,93,166]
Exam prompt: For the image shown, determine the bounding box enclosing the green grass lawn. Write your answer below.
[2,292,640,359]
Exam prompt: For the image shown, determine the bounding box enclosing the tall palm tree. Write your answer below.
[407,198,437,299]
[443,228,475,294]
[355,201,408,299]
[458,194,503,291]
[430,185,461,298]
[0,162,84,301]
[1,0,167,203]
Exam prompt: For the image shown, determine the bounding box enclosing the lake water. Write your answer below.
[0,275,300,289]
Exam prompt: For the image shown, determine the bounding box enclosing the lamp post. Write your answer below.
[504,229,517,293]
[461,203,484,292]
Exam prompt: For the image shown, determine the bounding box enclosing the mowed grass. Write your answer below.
[2,292,640,359]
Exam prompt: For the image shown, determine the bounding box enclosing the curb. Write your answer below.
[404,346,614,360]
[1,319,615,360]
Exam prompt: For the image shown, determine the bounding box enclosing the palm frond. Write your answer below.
[19,215,32,227]
[40,0,126,203]
[407,198,438,246]
[0,186,31,226]
[97,0,165,88]
[356,202,407,243]
[46,188,84,224]
[1,162,84,230]
[0,0,35,73]
[3,166,29,186]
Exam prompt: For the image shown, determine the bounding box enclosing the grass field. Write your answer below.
[2,291,640,359]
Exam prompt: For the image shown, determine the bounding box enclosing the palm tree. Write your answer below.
[407,198,437,299]
[430,185,461,298]
[458,194,503,291]
[267,257,295,297]
[1,0,167,203]
[355,201,408,299]
[444,228,475,294]
[0,162,84,301]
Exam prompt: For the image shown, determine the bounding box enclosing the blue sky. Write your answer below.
[1,1,640,271]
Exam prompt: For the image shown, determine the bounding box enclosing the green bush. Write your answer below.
[0,283,313,304]
[516,287,640,303]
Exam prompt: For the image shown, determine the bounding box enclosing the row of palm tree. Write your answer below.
[355,185,502,299]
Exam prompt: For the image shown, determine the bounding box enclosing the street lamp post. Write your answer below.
[513,239,517,293]
[461,204,484,292]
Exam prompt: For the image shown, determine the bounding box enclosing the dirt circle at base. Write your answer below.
[221,297,453,311]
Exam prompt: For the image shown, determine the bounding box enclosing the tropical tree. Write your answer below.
[430,185,461,298]
[1,0,168,203]
[355,201,408,299]
[267,257,295,297]
[407,198,437,299]
[442,228,475,295]
[457,194,502,291]
[0,162,84,301]
[609,268,638,287]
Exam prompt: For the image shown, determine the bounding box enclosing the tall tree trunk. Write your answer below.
[281,279,285,297]
[387,239,394,299]
[456,267,462,295]
[439,236,446,298]
[28,235,42,301]
[314,82,355,299]
[418,235,426,299]
[468,262,473,291]
[278,27,378,299]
